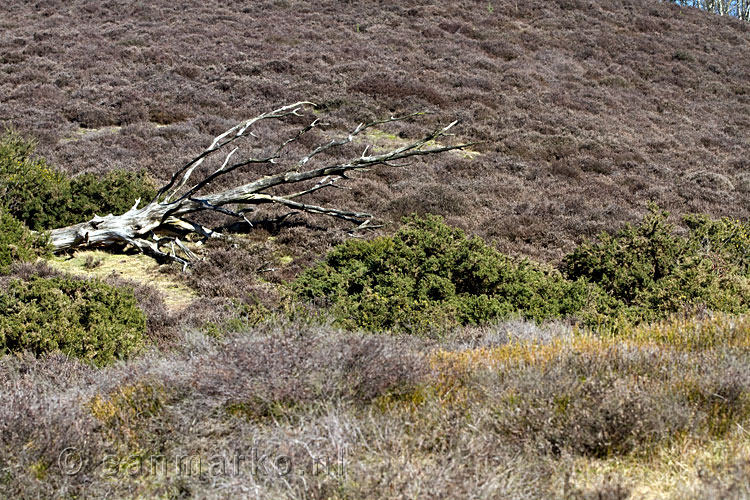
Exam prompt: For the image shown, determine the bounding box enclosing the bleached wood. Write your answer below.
[47,104,473,265]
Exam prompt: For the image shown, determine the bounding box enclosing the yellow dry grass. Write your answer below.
[570,431,750,499]
[46,250,197,311]
[425,320,750,499]
[59,125,123,143]
[359,128,481,160]
[619,312,750,351]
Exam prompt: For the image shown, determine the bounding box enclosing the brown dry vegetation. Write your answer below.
[2,319,750,499]
[3,0,750,498]
[2,0,750,261]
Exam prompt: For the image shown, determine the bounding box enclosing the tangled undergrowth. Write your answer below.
[1,196,749,497]
[2,0,750,496]
[1,319,748,499]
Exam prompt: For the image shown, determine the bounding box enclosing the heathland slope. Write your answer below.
[4,2,750,498]
[2,0,750,261]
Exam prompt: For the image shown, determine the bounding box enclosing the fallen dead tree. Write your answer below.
[47,102,472,267]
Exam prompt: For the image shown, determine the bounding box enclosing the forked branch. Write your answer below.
[47,103,475,266]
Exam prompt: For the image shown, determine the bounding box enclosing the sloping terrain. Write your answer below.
[2,0,750,261]
[3,2,750,499]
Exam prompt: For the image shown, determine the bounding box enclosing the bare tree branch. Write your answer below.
[46,103,476,266]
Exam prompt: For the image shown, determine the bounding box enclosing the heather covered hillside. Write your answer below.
[4,1,750,499]
[2,0,750,260]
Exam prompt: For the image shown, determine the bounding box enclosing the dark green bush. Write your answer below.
[683,212,750,277]
[65,170,157,225]
[0,130,71,230]
[0,130,156,230]
[0,209,49,273]
[0,276,146,366]
[293,214,595,333]
[562,205,750,323]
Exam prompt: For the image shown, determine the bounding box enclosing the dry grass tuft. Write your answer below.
[47,250,196,312]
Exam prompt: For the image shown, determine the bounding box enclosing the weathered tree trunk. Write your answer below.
[47,102,472,267]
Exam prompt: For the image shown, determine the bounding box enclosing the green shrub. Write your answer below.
[683,212,750,277]
[0,130,156,230]
[293,214,595,333]
[0,130,71,230]
[0,209,49,273]
[0,276,146,366]
[65,170,157,225]
[562,204,750,323]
